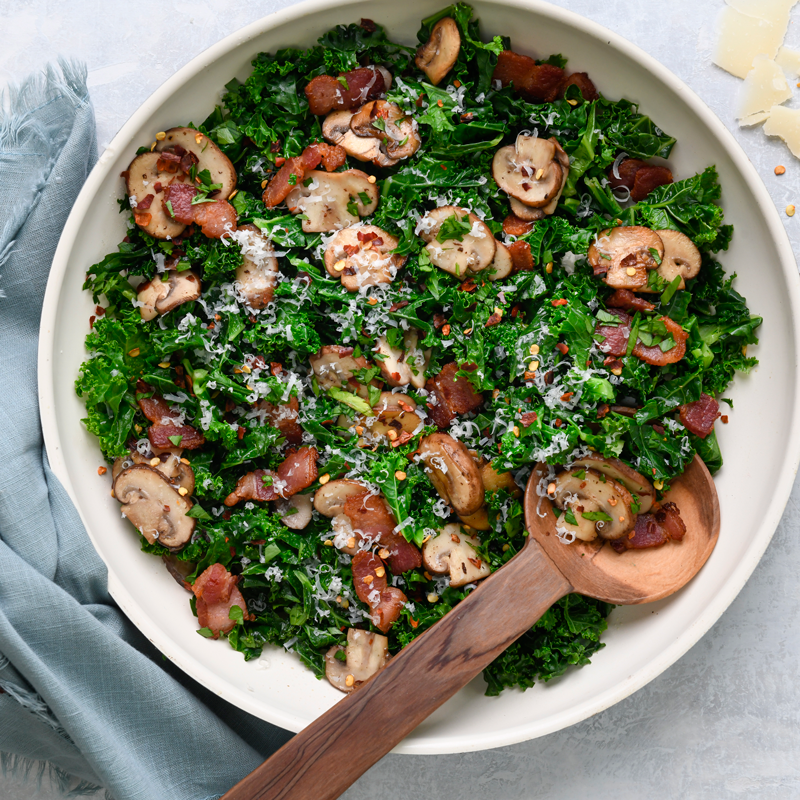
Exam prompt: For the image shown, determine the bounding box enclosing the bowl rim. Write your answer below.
[38,0,800,754]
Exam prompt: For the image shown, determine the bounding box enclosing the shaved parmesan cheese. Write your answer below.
[776,46,800,76]
[763,105,800,156]
[726,0,797,19]
[713,6,790,78]
[739,111,771,127]
[738,55,791,119]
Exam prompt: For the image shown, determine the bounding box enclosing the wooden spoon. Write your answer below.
[223,454,719,800]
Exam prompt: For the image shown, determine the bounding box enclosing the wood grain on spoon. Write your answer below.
[223,454,719,800]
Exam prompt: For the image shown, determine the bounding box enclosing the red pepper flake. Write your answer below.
[237,426,246,440]
[270,362,283,376]
[652,468,657,475]
[721,415,729,423]
[97,466,107,476]
[551,298,568,307]
[441,324,451,336]
[560,392,574,402]
[409,618,419,628]
[520,411,538,427]
[440,163,447,170]
[275,156,286,166]
[553,418,563,428]
[437,99,444,107]
[555,342,569,355]
[510,304,520,318]
[89,315,96,329]
[459,278,477,292]
[207,322,215,330]
[95,305,106,316]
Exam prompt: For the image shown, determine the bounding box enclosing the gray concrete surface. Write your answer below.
[2,0,800,798]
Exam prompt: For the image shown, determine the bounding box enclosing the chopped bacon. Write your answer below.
[519,411,538,427]
[306,142,347,172]
[192,563,251,638]
[633,316,688,365]
[156,151,182,173]
[148,423,206,450]
[136,381,179,423]
[425,362,484,429]
[493,50,565,102]
[224,446,318,506]
[351,551,407,632]
[485,310,502,328]
[261,396,303,445]
[133,211,152,227]
[678,393,720,439]
[560,72,599,101]
[304,66,386,115]
[608,157,673,201]
[611,502,686,552]
[136,193,155,210]
[502,214,535,237]
[180,150,199,174]
[192,200,237,238]
[508,240,534,273]
[595,309,632,357]
[163,183,197,224]
[606,289,656,313]
[262,157,304,207]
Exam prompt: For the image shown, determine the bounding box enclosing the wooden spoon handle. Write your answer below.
[223,541,571,800]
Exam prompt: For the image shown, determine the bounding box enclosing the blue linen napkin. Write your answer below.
[0,60,291,800]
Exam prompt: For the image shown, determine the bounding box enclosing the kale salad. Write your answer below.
[77,4,761,696]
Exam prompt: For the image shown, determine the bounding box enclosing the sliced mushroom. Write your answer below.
[325,628,391,693]
[309,345,370,391]
[418,433,485,517]
[374,329,429,388]
[422,523,491,587]
[113,465,195,550]
[323,224,405,291]
[162,554,195,590]
[350,100,421,161]
[481,461,521,497]
[550,467,634,541]
[154,127,237,199]
[457,508,490,531]
[234,224,279,308]
[322,110,398,168]
[313,478,369,517]
[555,498,604,542]
[137,271,201,321]
[369,392,424,440]
[487,241,514,281]
[113,449,195,496]
[419,206,496,278]
[286,169,379,232]
[415,17,461,85]
[570,455,655,513]
[587,227,664,291]
[125,153,186,239]
[540,140,570,215]
[643,229,702,291]
[492,135,565,208]
[509,196,545,222]
[276,493,313,530]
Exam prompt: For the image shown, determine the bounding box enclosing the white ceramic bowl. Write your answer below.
[39,0,800,754]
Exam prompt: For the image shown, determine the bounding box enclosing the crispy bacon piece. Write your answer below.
[136,381,178,423]
[304,66,386,115]
[595,309,632,357]
[611,502,686,552]
[192,200,237,238]
[508,240,535,273]
[192,563,251,638]
[261,143,344,208]
[519,411,538,427]
[351,551,408,632]
[678,393,720,439]
[502,214,535,237]
[163,183,197,225]
[606,289,656,313]
[308,142,347,172]
[148,423,206,450]
[493,50,565,103]
[633,316,688,365]
[156,151,181,173]
[261,396,303,446]
[224,446,318,506]
[180,150,199,174]
[425,362,484,429]
[136,193,155,210]
[560,72,599,101]
[608,157,673,201]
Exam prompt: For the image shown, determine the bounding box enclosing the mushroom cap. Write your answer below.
[323,224,405,291]
[113,449,195,496]
[313,478,368,517]
[570,455,655,513]
[309,345,370,391]
[418,433,486,516]
[155,127,237,199]
[487,241,514,282]
[367,392,423,442]
[276,493,313,530]
[419,206,496,278]
[588,227,665,291]
[481,461,521,497]
[125,152,186,240]
[508,196,546,222]
[492,135,563,207]
[324,628,391,693]
[234,224,279,309]
[374,329,429,388]
[647,229,702,292]
[113,464,195,550]
[421,523,491,587]
[415,17,461,85]
[555,498,603,542]
[137,271,201,321]
[322,110,398,168]
[457,507,491,531]
[551,467,634,540]
[350,100,421,161]
[286,169,379,232]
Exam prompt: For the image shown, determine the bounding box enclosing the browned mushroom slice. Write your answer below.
[422,523,491,587]
[325,628,391,693]
[313,478,370,517]
[418,433,485,517]
[286,169,379,232]
[374,329,430,388]
[322,110,398,168]
[125,152,186,240]
[508,196,545,222]
[155,127,237,199]
[487,241,514,281]
[419,206,496,278]
[162,554,195,590]
[309,345,370,391]
[276,493,313,530]
[415,17,461,85]
[350,101,421,161]
[112,448,195,496]
[540,140,570,215]
[587,227,664,291]
[323,225,405,291]
[113,465,195,550]
[234,224,279,308]
[570,455,655,513]
[137,271,201,321]
[492,135,564,208]
[643,229,701,291]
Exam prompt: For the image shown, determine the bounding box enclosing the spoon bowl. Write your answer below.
[223,455,719,800]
